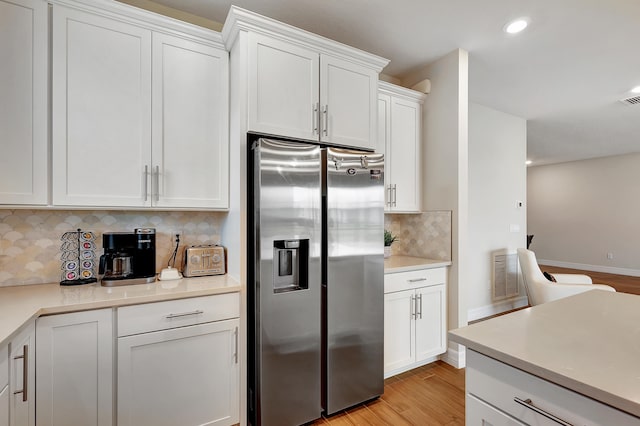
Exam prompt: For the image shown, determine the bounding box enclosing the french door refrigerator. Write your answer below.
[248,138,384,426]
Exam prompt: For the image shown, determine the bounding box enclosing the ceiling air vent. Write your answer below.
[620,96,640,106]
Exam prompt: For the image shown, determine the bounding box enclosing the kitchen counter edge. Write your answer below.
[384,255,451,273]
[0,275,241,347]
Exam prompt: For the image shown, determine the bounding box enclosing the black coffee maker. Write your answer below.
[99,228,156,286]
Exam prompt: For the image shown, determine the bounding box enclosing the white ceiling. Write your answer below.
[147,0,640,165]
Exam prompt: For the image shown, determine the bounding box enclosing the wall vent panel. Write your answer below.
[492,250,520,301]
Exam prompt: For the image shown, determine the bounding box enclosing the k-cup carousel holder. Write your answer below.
[60,228,98,286]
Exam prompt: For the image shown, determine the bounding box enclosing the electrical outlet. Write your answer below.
[607,252,614,260]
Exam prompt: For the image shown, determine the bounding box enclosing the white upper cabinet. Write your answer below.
[248,33,319,142]
[0,0,48,205]
[320,55,378,149]
[52,4,153,207]
[52,1,229,209]
[152,33,229,209]
[225,6,388,151]
[378,82,425,213]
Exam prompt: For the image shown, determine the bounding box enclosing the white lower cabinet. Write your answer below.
[466,349,639,425]
[1,344,8,426]
[384,267,447,377]
[117,295,240,426]
[35,309,113,426]
[9,322,35,426]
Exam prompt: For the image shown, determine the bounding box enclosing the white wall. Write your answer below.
[467,103,528,321]
[528,153,640,276]
[406,49,469,367]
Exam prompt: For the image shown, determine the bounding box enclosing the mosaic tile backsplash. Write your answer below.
[0,209,226,287]
[384,211,452,260]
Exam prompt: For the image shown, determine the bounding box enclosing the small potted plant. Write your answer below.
[384,229,397,259]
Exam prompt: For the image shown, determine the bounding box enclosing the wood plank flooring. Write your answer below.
[540,265,640,295]
[310,361,465,425]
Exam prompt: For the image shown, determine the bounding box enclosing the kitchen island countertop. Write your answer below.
[449,290,640,418]
[384,255,451,273]
[0,275,240,347]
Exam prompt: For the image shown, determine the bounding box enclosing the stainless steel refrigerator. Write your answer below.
[248,138,384,426]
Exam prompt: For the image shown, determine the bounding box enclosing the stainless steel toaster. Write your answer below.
[183,245,226,277]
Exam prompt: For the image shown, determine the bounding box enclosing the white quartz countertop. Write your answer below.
[0,275,241,347]
[384,255,451,273]
[449,290,640,418]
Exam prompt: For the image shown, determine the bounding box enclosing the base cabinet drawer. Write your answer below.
[467,350,639,426]
[467,394,525,426]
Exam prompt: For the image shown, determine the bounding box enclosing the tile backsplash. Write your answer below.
[384,211,452,260]
[0,209,226,287]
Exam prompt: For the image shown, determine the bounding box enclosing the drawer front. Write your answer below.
[0,344,7,388]
[467,350,638,426]
[384,267,446,293]
[118,292,239,337]
[467,393,526,426]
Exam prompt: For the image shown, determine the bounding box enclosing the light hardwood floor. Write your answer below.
[310,361,465,425]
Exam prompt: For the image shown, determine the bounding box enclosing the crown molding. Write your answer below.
[222,6,389,72]
[50,0,225,48]
[379,81,427,103]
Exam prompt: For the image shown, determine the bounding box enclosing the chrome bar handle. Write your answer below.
[234,327,239,364]
[322,105,328,136]
[165,310,204,319]
[154,165,160,202]
[418,293,423,319]
[410,295,415,319]
[143,165,149,202]
[513,397,573,426]
[392,184,397,207]
[13,344,28,402]
[414,294,420,321]
[408,278,427,283]
[313,103,319,134]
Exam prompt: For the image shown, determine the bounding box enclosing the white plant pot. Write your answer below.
[384,246,391,258]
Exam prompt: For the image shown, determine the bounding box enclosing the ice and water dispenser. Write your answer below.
[273,239,308,293]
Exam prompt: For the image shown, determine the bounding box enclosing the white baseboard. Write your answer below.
[467,296,529,322]
[441,345,465,369]
[538,259,640,278]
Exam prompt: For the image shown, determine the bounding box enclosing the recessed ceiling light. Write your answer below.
[631,86,640,94]
[525,160,532,165]
[504,18,529,34]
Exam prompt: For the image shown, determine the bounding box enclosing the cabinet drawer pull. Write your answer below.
[165,310,204,319]
[513,397,572,426]
[12,345,28,402]
[408,278,427,283]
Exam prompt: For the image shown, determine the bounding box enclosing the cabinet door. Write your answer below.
[0,0,48,205]
[248,33,319,141]
[320,55,377,150]
[377,94,392,211]
[1,344,7,426]
[388,96,421,212]
[9,322,35,426]
[52,5,152,207]
[118,319,239,426]
[415,284,447,362]
[467,394,526,426]
[383,290,415,376]
[152,33,229,209]
[36,309,113,426]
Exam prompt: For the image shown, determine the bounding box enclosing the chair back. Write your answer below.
[517,248,547,306]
